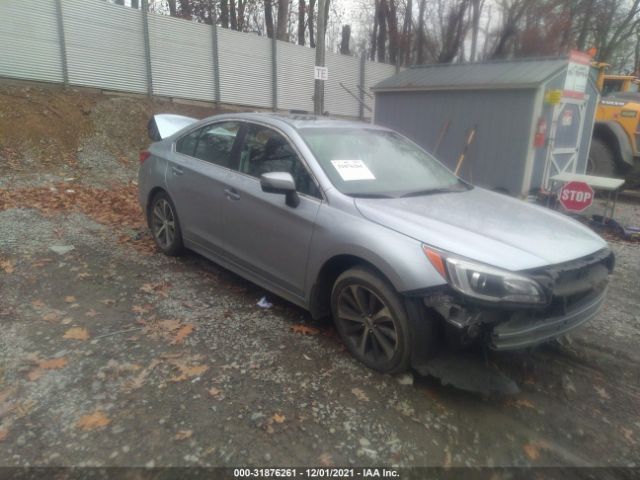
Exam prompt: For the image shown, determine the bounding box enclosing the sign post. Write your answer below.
[559,181,594,212]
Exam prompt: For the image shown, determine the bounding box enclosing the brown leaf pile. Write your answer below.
[27,357,68,381]
[290,324,320,335]
[0,183,153,252]
[76,410,111,431]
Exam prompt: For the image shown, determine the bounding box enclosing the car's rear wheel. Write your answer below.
[587,138,616,177]
[331,267,411,374]
[149,191,183,256]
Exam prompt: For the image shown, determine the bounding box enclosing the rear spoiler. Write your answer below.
[148,114,198,141]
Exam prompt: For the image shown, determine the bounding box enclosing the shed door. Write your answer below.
[542,96,588,187]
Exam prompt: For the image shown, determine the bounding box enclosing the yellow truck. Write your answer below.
[590,71,640,181]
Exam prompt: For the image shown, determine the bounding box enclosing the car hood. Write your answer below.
[354,187,607,271]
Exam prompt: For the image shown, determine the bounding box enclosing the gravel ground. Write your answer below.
[1,197,639,470]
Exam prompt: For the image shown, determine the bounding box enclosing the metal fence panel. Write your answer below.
[148,13,215,102]
[277,41,315,113]
[218,29,272,109]
[64,0,147,93]
[324,51,360,118]
[0,0,63,83]
[365,61,396,116]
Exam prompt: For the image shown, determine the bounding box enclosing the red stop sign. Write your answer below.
[559,181,594,212]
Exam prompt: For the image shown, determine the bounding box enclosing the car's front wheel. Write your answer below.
[331,267,412,374]
[149,191,184,256]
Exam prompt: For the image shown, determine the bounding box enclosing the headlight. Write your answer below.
[423,246,546,305]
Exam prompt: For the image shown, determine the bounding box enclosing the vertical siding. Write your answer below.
[218,28,272,108]
[276,41,315,112]
[148,14,215,102]
[64,0,147,93]
[0,0,63,83]
[375,89,536,194]
[324,51,360,117]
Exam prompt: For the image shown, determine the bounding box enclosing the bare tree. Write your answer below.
[220,0,229,27]
[298,0,306,44]
[469,0,483,61]
[308,0,316,47]
[265,0,275,38]
[230,0,238,29]
[415,0,426,64]
[167,0,177,16]
[276,0,290,40]
[340,24,351,54]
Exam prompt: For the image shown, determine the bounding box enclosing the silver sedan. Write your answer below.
[139,113,613,374]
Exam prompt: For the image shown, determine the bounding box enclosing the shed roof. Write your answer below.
[373,57,569,92]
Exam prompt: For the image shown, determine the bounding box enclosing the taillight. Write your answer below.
[139,150,151,164]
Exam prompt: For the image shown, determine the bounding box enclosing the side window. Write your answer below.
[238,125,321,198]
[193,122,241,168]
[175,128,201,157]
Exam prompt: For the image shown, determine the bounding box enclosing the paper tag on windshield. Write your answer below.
[330,160,375,181]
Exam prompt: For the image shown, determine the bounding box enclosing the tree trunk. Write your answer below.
[230,0,238,29]
[400,0,412,66]
[469,0,482,61]
[265,0,275,38]
[220,0,229,28]
[323,0,330,35]
[131,0,139,9]
[298,0,306,45]
[370,0,379,60]
[416,0,426,64]
[237,0,245,31]
[308,0,316,47]
[377,0,387,62]
[387,0,399,65]
[167,0,177,16]
[114,0,124,5]
[179,0,192,20]
[340,25,351,54]
[276,0,290,41]
[576,0,594,51]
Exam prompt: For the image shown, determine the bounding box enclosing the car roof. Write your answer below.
[199,112,389,131]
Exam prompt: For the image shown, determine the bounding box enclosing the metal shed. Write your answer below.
[372,54,600,196]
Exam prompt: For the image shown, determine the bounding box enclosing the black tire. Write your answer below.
[587,138,617,177]
[331,266,412,374]
[148,191,184,256]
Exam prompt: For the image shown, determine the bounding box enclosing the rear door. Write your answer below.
[221,123,322,298]
[166,121,242,255]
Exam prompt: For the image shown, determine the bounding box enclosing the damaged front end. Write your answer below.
[423,248,615,351]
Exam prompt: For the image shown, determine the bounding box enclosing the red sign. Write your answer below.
[559,181,594,212]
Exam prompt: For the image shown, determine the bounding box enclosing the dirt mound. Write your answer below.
[0,80,225,184]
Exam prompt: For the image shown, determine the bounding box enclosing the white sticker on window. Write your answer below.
[330,160,376,181]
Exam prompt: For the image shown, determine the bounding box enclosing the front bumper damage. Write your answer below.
[423,248,614,351]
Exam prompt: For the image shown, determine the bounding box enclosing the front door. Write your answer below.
[221,123,322,298]
[542,97,589,187]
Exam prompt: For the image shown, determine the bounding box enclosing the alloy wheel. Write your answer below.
[152,198,176,250]
[336,284,399,363]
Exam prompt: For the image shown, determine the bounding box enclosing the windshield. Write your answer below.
[299,127,466,197]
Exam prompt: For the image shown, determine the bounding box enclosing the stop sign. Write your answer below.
[559,181,594,212]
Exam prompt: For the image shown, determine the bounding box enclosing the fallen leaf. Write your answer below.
[168,360,209,382]
[63,327,89,341]
[100,299,116,305]
[319,453,333,466]
[76,410,110,431]
[85,309,98,317]
[171,324,194,344]
[132,305,151,315]
[158,319,181,332]
[39,357,68,370]
[291,324,320,335]
[523,443,540,460]
[272,413,285,424]
[124,359,160,390]
[514,398,536,410]
[64,296,77,303]
[0,258,14,274]
[41,312,60,323]
[174,430,193,441]
[0,429,8,442]
[351,388,369,402]
[621,427,635,445]
[27,369,43,381]
[594,386,611,400]
[31,299,45,309]
[208,387,222,398]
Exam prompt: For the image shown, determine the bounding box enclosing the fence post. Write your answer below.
[54,0,69,87]
[271,36,278,112]
[141,0,153,97]
[211,13,221,107]
[359,56,365,120]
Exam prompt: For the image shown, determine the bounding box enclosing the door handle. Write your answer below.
[224,188,240,201]
[171,166,184,176]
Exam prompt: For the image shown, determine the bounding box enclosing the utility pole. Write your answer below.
[313,0,326,115]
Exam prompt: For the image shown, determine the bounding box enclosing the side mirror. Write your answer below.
[260,172,300,207]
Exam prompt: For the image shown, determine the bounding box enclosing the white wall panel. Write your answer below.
[218,29,272,108]
[0,0,63,83]
[148,14,214,101]
[277,41,315,113]
[64,0,147,93]
[324,51,360,118]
